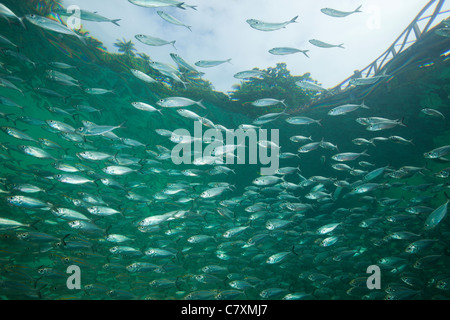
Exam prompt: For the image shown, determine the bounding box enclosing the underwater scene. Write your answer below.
[0,0,450,301]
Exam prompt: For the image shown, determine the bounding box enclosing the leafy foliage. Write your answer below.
[114,38,137,57]
[228,63,319,117]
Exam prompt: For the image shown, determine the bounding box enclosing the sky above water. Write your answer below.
[62,0,449,93]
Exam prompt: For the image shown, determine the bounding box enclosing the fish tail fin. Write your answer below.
[445,192,450,201]
[119,120,127,129]
[187,5,198,10]
[317,119,323,127]
[303,50,310,58]
[197,99,207,110]
[171,41,177,51]
[226,58,233,64]
[111,19,121,26]
[338,43,345,49]
[30,219,41,230]
[399,117,408,127]
[290,15,299,23]
[176,2,187,9]
[78,35,87,46]
[18,16,27,29]
[361,100,370,109]
[186,25,192,32]
[355,5,363,12]
[362,149,370,157]
[6,114,16,124]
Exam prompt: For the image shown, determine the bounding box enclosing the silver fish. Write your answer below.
[195,59,232,68]
[286,116,322,126]
[54,174,94,185]
[85,88,114,95]
[295,80,328,91]
[0,3,25,27]
[1,127,37,142]
[131,69,157,84]
[269,47,309,57]
[247,16,298,31]
[424,199,449,230]
[55,8,121,26]
[321,5,362,18]
[128,0,197,10]
[332,150,369,162]
[135,34,176,49]
[7,195,51,209]
[103,166,139,175]
[0,218,30,230]
[157,11,191,30]
[18,145,58,160]
[157,97,206,109]
[131,102,162,114]
[170,53,200,74]
[25,14,86,44]
[252,98,286,108]
[266,251,291,264]
[421,108,445,119]
[424,145,450,159]
[76,121,126,136]
[234,70,266,79]
[328,102,369,116]
[309,39,344,49]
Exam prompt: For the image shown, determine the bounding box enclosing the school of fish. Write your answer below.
[0,0,450,300]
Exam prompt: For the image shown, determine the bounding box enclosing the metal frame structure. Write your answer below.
[333,0,448,91]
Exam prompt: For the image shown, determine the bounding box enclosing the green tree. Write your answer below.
[31,0,63,15]
[229,63,319,117]
[114,38,137,57]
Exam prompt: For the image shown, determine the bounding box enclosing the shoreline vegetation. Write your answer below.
[2,0,318,118]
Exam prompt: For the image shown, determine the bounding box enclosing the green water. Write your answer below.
[1,1,450,300]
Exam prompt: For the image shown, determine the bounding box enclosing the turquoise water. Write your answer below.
[0,1,450,300]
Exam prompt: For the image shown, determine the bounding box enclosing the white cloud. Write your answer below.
[62,0,448,93]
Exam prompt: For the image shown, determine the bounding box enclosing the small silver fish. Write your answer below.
[321,5,362,18]
[269,47,309,57]
[131,69,158,83]
[195,59,232,68]
[157,97,206,109]
[309,39,344,49]
[135,34,176,49]
[25,14,85,44]
[157,11,191,31]
[18,145,58,160]
[424,199,449,230]
[247,16,298,31]
[295,80,328,91]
